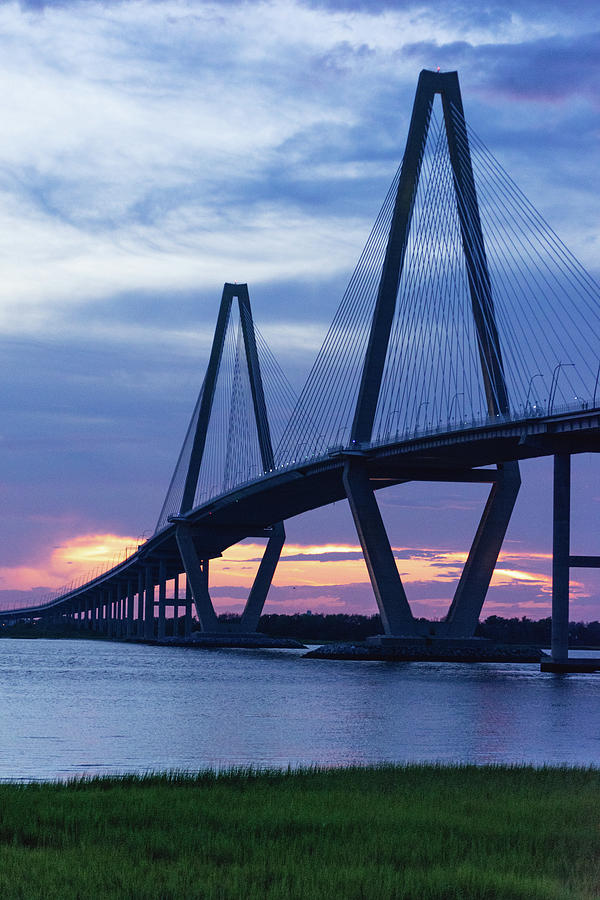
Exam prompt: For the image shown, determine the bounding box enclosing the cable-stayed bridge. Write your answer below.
[3,69,600,664]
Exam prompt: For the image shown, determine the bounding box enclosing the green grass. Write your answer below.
[0,765,598,899]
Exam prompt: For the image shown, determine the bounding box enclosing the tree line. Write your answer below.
[216,613,600,646]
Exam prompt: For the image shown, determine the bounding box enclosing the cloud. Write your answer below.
[0,531,139,608]
[3,527,599,621]
[208,539,594,618]
[2,0,595,335]
[402,31,600,105]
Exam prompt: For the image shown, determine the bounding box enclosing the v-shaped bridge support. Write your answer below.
[346,70,520,638]
[174,283,285,633]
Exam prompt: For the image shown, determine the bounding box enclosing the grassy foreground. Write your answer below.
[0,765,598,899]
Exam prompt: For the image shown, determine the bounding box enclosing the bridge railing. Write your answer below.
[368,396,599,453]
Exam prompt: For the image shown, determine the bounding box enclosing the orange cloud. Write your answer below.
[492,567,551,587]
[0,533,139,595]
[210,542,562,596]
[2,533,595,619]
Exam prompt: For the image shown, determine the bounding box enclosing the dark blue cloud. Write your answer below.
[403,32,600,104]
[302,0,599,29]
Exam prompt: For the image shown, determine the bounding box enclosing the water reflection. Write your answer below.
[0,639,599,780]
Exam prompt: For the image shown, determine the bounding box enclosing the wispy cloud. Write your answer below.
[0,0,596,334]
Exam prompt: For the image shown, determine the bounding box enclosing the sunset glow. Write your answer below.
[0,533,139,598]
[2,530,595,620]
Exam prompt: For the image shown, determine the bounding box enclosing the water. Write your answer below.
[1,639,599,780]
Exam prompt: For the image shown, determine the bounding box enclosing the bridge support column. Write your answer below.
[107,592,113,636]
[175,524,219,632]
[552,454,570,663]
[444,461,521,638]
[126,579,134,638]
[239,523,286,633]
[137,571,144,638]
[123,581,129,636]
[185,582,193,638]
[343,459,416,636]
[172,573,179,636]
[158,560,167,641]
[144,566,154,640]
[116,588,123,638]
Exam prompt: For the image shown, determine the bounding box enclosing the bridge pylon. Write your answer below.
[347,69,520,640]
[168,283,285,633]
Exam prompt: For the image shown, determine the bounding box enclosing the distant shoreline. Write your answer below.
[2,611,600,651]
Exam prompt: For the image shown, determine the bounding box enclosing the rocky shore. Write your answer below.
[304,641,548,663]
[144,633,306,650]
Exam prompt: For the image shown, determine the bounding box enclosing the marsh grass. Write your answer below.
[0,764,598,899]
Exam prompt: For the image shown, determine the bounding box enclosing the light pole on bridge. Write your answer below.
[525,373,544,413]
[415,401,429,434]
[549,363,575,415]
[448,392,464,425]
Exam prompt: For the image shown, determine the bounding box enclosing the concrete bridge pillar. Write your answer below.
[444,461,521,638]
[239,523,285,633]
[126,579,134,638]
[185,582,193,638]
[172,573,179,636]
[112,591,118,637]
[108,590,114,637]
[175,524,219,632]
[137,571,145,638]
[144,566,155,640]
[343,458,417,636]
[552,454,570,663]
[116,587,123,638]
[157,560,166,641]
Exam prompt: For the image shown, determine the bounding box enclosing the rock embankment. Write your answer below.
[304,642,547,663]
[149,633,305,649]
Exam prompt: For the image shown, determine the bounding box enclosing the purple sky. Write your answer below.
[1,0,599,619]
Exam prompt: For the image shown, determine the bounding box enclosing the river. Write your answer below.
[1,639,599,780]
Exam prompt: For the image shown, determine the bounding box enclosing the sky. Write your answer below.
[1,0,599,621]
